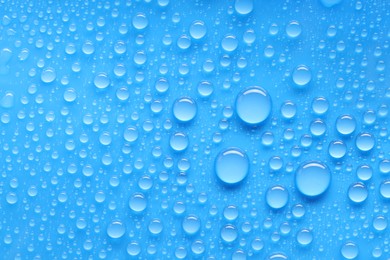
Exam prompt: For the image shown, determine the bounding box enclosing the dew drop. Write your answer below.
[221,224,238,243]
[182,215,201,235]
[379,180,390,199]
[221,35,238,52]
[336,115,356,135]
[107,221,125,239]
[286,21,302,38]
[328,140,347,159]
[41,67,56,83]
[355,133,375,152]
[341,242,359,259]
[129,193,147,213]
[292,65,311,87]
[189,20,207,40]
[296,229,313,246]
[234,0,254,15]
[173,97,197,122]
[94,72,110,89]
[348,183,368,203]
[170,132,189,152]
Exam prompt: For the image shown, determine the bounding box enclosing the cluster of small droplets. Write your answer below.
[0,0,389,259]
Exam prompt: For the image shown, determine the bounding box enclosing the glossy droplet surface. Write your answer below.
[336,115,356,135]
[292,65,311,87]
[173,97,197,122]
[215,148,249,185]
[266,185,289,209]
[107,221,126,239]
[348,183,368,203]
[296,161,331,197]
[235,87,272,125]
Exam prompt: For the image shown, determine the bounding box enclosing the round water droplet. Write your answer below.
[235,87,272,125]
[63,88,77,102]
[341,242,359,259]
[328,140,347,159]
[312,97,329,115]
[379,159,390,174]
[234,0,253,15]
[223,205,239,221]
[177,35,191,50]
[292,65,311,87]
[173,97,197,122]
[182,215,201,235]
[132,13,148,30]
[356,133,375,152]
[221,224,238,243]
[190,20,207,40]
[148,219,163,235]
[197,81,213,97]
[356,164,372,181]
[94,72,110,89]
[107,221,125,239]
[336,115,356,135]
[295,161,331,197]
[41,67,56,83]
[348,183,368,203]
[221,35,238,52]
[215,148,249,185]
[373,216,387,231]
[127,242,141,256]
[170,132,189,152]
[297,229,313,246]
[292,204,305,218]
[129,193,147,213]
[286,21,302,38]
[191,240,205,255]
[281,101,296,119]
[267,253,288,260]
[124,126,138,143]
[310,119,327,136]
[266,185,289,209]
[379,180,390,199]
[0,91,14,108]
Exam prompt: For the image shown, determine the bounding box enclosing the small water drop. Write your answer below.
[295,161,331,197]
[107,220,126,239]
[266,185,289,209]
[173,97,197,122]
[348,183,368,203]
[292,65,311,87]
[215,148,249,185]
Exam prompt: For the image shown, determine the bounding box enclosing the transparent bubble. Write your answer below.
[356,164,372,181]
[189,20,207,40]
[127,242,141,256]
[310,119,327,136]
[341,242,359,259]
[379,180,390,199]
[132,13,148,30]
[328,140,347,159]
[41,67,56,83]
[223,205,239,221]
[266,185,289,209]
[148,219,163,235]
[107,221,125,239]
[221,224,238,243]
[280,101,296,119]
[363,110,376,125]
[197,81,213,97]
[312,97,329,115]
[124,126,138,143]
[355,133,375,152]
[129,193,147,213]
[170,132,189,152]
[297,229,313,246]
[234,0,253,15]
[286,21,302,38]
[348,183,368,203]
[373,216,387,231]
[235,87,272,125]
[182,215,201,235]
[336,115,356,135]
[296,161,331,197]
[173,97,197,122]
[215,148,249,185]
[94,73,110,89]
[292,65,311,87]
[63,88,77,102]
[221,35,238,52]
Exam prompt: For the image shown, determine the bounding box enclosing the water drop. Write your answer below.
[173,97,197,122]
[129,193,147,213]
[356,164,372,181]
[234,0,253,15]
[355,133,375,152]
[63,88,77,102]
[124,126,138,143]
[336,115,356,135]
[292,65,311,87]
[348,183,368,203]
[328,140,347,159]
[373,216,387,231]
[170,132,189,152]
[189,20,207,40]
[341,242,359,259]
[221,224,238,243]
[215,148,249,185]
[379,180,390,199]
[221,35,238,52]
[132,13,148,30]
[235,87,272,125]
[0,91,14,108]
[182,215,201,235]
[197,81,213,97]
[286,21,302,38]
[41,67,56,83]
[281,101,296,119]
[127,242,141,256]
[295,161,331,197]
[94,72,110,89]
[266,185,289,209]
[296,229,313,246]
[312,97,329,115]
[107,221,125,239]
[223,205,239,221]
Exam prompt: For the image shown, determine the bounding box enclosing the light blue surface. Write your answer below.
[0,0,389,259]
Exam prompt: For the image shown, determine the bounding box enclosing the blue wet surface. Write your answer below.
[0,0,389,259]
